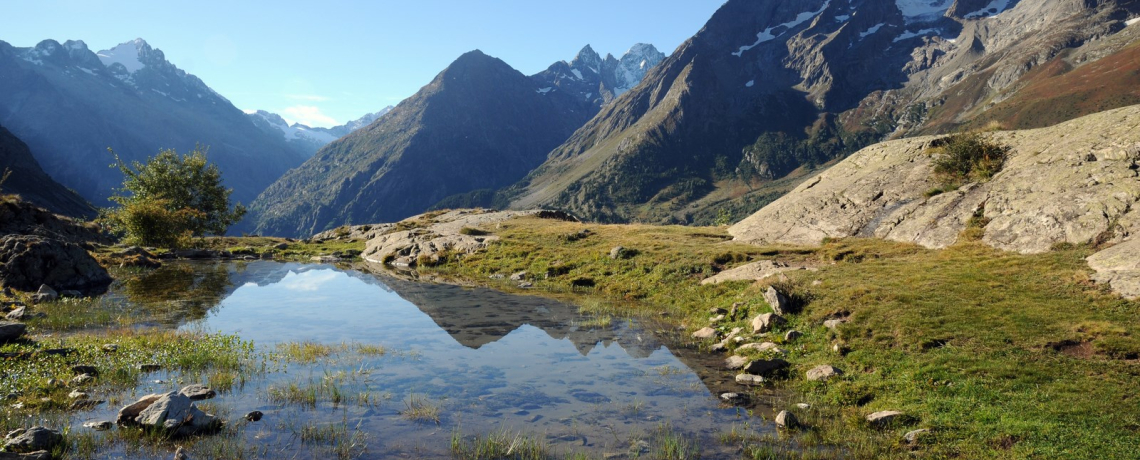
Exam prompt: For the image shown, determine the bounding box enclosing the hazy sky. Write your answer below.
[1,0,726,127]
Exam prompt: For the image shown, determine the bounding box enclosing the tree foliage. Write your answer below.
[104,146,246,247]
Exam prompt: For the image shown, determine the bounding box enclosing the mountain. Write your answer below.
[0,38,307,207]
[531,44,666,110]
[248,50,596,237]
[0,124,94,218]
[499,0,1140,224]
[247,107,394,158]
[249,44,665,237]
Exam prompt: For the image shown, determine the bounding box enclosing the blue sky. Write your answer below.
[1,0,726,127]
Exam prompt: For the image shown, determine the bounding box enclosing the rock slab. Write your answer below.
[0,235,111,294]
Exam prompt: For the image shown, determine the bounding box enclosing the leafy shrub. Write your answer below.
[929,132,1010,185]
[458,227,488,236]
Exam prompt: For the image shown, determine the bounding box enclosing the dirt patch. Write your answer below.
[1047,340,1096,359]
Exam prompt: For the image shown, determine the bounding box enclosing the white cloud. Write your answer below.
[281,105,338,128]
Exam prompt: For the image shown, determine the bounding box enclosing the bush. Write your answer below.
[930,132,1010,186]
[103,146,245,248]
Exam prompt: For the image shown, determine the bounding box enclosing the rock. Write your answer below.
[719,392,748,405]
[0,451,51,460]
[488,274,505,280]
[806,365,844,381]
[361,210,557,267]
[244,411,263,422]
[728,109,1140,255]
[173,446,189,460]
[60,290,82,298]
[33,285,57,303]
[866,410,907,428]
[68,390,88,399]
[691,327,719,340]
[82,420,113,431]
[742,358,790,377]
[69,399,104,410]
[823,319,847,330]
[711,327,744,351]
[102,344,118,352]
[751,313,786,333]
[737,342,786,355]
[3,426,62,453]
[5,306,25,321]
[273,243,289,250]
[763,286,791,315]
[134,391,222,436]
[709,307,728,315]
[700,260,799,285]
[0,236,112,295]
[178,384,216,401]
[735,373,766,386]
[775,410,798,429]
[117,393,163,426]
[724,356,749,370]
[904,428,930,443]
[609,246,625,259]
[1088,238,1140,299]
[71,365,98,376]
[510,271,528,281]
[138,364,162,372]
[709,314,726,324]
[784,330,803,341]
[0,321,26,342]
[70,374,95,386]
[114,246,162,269]
[795,403,811,409]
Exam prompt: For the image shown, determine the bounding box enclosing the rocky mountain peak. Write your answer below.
[96,38,152,73]
[571,44,603,72]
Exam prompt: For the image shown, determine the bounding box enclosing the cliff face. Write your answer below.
[0,125,94,218]
[728,104,1140,255]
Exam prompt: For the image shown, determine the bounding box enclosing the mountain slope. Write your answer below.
[249,51,593,237]
[502,0,1140,224]
[0,125,94,218]
[247,107,394,158]
[0,38,306,207]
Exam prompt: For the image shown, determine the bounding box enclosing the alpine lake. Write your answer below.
[12,260,789,459]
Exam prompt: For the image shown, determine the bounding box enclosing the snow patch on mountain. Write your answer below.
[1128,17,1140,26]
[571,69,583,80]
[733,1,830,57]
[97,39,146,73]
[894,28,940,42]
[964,0,1013,19]
[895,0,953,22]
[612,43,665,96]
[537,87,553,94]
[860,23,886,39]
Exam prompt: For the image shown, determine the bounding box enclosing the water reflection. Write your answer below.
[105,261,765,458]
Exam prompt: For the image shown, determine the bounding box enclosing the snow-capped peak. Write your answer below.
[97,38,148,74]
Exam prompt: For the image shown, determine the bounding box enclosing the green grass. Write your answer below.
[401,394,441,424]
[450,428,554,460]
[420,216,1140,459]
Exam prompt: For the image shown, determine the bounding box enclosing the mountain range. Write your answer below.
[0,38,308,207]
[246,107,394,158]
[0,124,94,218]
[247,44,666,236]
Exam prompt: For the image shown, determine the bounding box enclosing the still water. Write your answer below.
[84,261,770,458]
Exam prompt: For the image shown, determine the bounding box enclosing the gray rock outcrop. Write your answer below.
[729,106,1140,255]
[0,321,25,342]
[0,235,111,295]
[1087,238,1140,299]
[131,391,222,437]
[3,427,61,453]
[806,365,844,381]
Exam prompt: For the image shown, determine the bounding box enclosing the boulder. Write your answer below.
[178,384,216,401]
[1088,238,1140,299]
[2,427,62,453]
[700,260,797,285]
[133,392,222,436]
[775,410,798,429]
[117,393,163,425]
[0,236,111,295]
[510,271,528,281]
[691,327,718,340]
[724,356,748,370]
[0,451,51,460]
[244,411,263,422]
[114,247,162,269]
[751,313,786,333]
[735,373,766,386]
[5,306,26,321]
[806,365,844,381]
[82,420,113,431]
[737,342,786,355]
[904,428,930,443]
[823,318,847,330]
[867,410,907,428]
[742,358,790,377]
[719,392,748,405]
[33,285,57,303]
[763,286,790,315]
[173,446,189,460]
[70,374,94,386]
[784,330,803,341]
[0,321,26,342]
[71,365,98,376]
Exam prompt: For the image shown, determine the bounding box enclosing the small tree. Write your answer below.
[104,145,246,247]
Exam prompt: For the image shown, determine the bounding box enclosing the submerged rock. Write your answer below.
[178,384,216,401]
[82,421,113,431]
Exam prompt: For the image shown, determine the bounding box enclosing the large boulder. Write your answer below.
[129,391,222,437]
[729,106,1140,254]
[2,427,62,453]
[1088,238,1140,299]
[0,235,111,295]
[0,321,25,343]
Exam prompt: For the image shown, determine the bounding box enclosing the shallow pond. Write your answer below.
[74,261,775,459]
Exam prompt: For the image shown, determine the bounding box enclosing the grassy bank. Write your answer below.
[419,216,1140,459]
